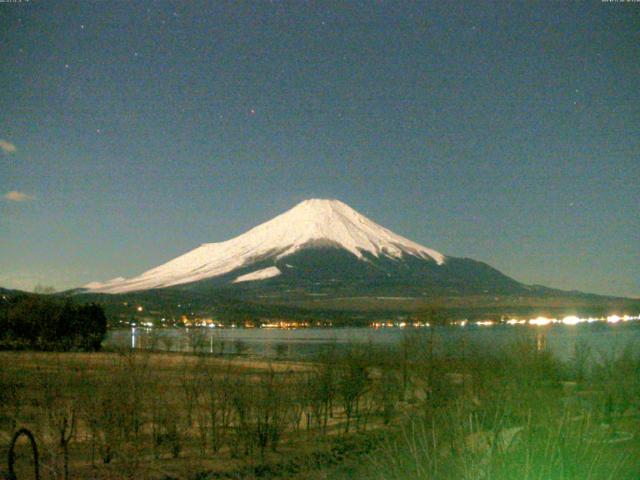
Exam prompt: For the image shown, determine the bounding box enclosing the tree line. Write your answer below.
[0,294,107,351]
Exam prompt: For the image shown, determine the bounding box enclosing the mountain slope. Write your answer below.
[78,198,640,315]
[84,199,446,294]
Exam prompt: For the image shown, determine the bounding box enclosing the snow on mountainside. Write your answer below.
[232,266,282,283]
[84,199,445,294]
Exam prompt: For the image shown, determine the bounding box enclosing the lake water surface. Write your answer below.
[105,321,640,362]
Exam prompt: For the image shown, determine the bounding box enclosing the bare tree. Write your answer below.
[337,348,370,433]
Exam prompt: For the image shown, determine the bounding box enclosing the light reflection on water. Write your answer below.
[105,322,640,362]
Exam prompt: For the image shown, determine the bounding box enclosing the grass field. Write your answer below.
[1,332,639,479]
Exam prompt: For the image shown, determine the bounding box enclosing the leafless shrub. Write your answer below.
[337,347,370,433]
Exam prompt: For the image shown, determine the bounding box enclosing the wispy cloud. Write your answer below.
[3,191,35,202]
[0,140,17,154]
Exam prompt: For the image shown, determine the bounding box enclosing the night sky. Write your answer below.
[1,1,638,297]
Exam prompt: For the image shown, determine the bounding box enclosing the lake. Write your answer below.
[105,320,640,362]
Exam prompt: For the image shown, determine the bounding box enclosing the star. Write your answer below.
[250,108,256,115]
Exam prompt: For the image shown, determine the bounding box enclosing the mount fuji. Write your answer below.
[83,198,529,299]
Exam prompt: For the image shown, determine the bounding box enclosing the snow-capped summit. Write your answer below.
[84,198,445,294]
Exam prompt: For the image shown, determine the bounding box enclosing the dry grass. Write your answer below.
[1,335,638,479]
[0,349,387,479]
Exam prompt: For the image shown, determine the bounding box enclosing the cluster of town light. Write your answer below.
[505,314,638,326]
[370,314,640,329]
[371,321,430,329]
[485,314,639,327]
[261,320,311,329]
[131,301,638,330]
